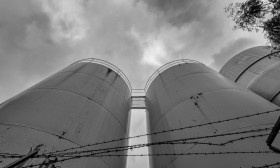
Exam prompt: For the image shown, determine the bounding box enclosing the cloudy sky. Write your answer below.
[0,0,268,167]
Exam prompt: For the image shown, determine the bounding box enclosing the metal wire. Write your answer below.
[41,127,272,158]
[20,151,275,168]
[0,127,275,168]
[1,109,279,167]
[252,161,280,168]
[47,109,280,155]
[0,132,271,159]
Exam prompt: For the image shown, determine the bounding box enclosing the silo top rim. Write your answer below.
[145,59,201,91]
[71,58,132,92]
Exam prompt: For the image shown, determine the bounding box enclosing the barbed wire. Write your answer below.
[69,151,275,157]
[253,161,280,168]
[0,125,273,160]
[159,141,223,146]
[1,132,270,160]
[1,128,272,156]
[1,127,275,167]
[20,151,275,168]
[47,109,280,155]
[166,133,270,146]
[0,153,23,156]
[1,109,279,167]
[0,154,24,158]
[220,133,271,146]
[43,127,272,159]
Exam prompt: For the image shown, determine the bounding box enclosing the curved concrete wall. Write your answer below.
[146,61,280,168]
[0,59,131,168]
[220,46,280,107]
[249,62,280,106]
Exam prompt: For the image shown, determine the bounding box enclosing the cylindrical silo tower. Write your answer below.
[248,64,280,106]
[0,58,131,168]
[145,59,280,168]
[220,46,280,106]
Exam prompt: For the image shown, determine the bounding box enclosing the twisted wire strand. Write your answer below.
[47,109,280,155]
[1,131,269,159]
[44,127,272,158]
[252,161,280,168]
[21,151,275,168]
[1,109,279,167]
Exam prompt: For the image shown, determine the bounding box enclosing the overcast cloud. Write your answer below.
[0,0,268,102]
[0,0,269,167]
[138,0,214,27]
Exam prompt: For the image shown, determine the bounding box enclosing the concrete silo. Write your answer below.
[0,58,131,168]
[220,46,280,106]
[145,60,280,168]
